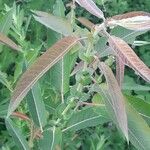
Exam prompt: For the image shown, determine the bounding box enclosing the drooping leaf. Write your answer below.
[107,11,150,31]
[63,107,108,132]
[7,36,80,116]
[75,0,105,20]
[99,62,128,141]
[32,10,72,36]
[115,57,125,87]
[5,118,30,150]
[0,32,20,51]
[109,36,150,82]
[38,127,62,150]
[97,87,150,150]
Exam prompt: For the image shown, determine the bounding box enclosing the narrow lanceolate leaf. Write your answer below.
[32,10,72,36]
[0,32,20,51]
[63,107,108,132]
[75,0,105,20]
[7,36,80,116]
[99,62,128,141]
[98,87,150,150]
[77,17,95,29]
[5,118,30,150]
[38,127,62,150]
[126,101,150,150]
[109,36,150,82]
[107,11,150,31]
[26,82,47,131]
[116,57,125,87]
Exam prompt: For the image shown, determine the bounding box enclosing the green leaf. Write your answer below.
[0,4,15,52]
[123,83,150,91]
[26,82,47,131]
[126,95,150,123]
[0,70,12,91]
[38,127,62,150]
[126,102,150,150]
[96,86,150,150]
[7,36,80,116]
[49,47,78,94]
[111,26,147,44]
[53,0,65,18]
[32,10,72,36]
[5,118,30,150]
[0,4,15,33]
[63,107,108,132]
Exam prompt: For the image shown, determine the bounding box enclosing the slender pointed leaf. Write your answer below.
[116,57,125,87]
[99,62,128,141]
[8,36,80,116]
[32,10,72,36]
[109,36,150,82]
[75,0,105,19]
[26,82,47,131]
[0,32,20,51]
[5,118,30,150]
[63,107,108,132]
[0,70,12,91]
[107,11,150,31]
[77,17,95,29]
[97,86,150,150]
[38,127,62,150]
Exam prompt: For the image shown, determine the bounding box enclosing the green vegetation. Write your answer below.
[0,0,150,150]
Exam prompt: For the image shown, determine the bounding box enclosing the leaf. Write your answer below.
[32,10,72,36]
[125,95,150,123]
[126,102,150,150]
[111,26,147,44]
[123,83,150,91]
[107,11,150,31]
[5,118,30,150]
[75,0,104,20]
[38,127,62,150]
[63,107,108,132]
[0,4,15,33]
[97,87,150,150]
[7,36,80,116]
[116,57,125,87]
[49,49,78,94]
[0,32,20,51]
[53,0,65,18]
[26,82,47,131]
[99,62,128,141]
[109,36,150,82]
[0,70,12,91]
[77,17,95,29]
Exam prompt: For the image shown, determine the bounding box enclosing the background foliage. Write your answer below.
[0,0,150,150]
